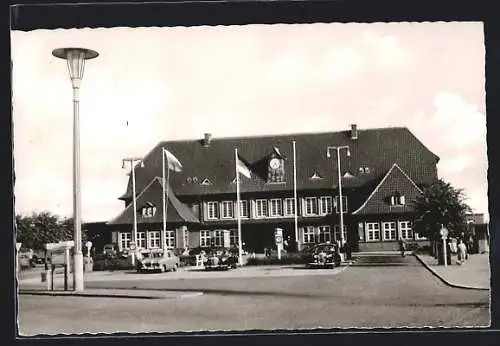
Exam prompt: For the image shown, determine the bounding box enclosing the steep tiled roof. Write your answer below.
[108,177,199,225]
[119,126,439,199]
[352,163,423,215]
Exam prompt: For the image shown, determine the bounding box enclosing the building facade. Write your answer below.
[107,125,439,253]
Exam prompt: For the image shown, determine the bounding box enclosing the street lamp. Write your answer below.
[122,157,144,266]
[326,145,351,258]
[52,47,98,292]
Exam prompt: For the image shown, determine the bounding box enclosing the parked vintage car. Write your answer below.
[136,249,180,273]
[203,249,238,271]
[303,242,341,268]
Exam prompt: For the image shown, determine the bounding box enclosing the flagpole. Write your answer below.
[235,148,243,266]
[293,140,299,251]
[162,148,167,249]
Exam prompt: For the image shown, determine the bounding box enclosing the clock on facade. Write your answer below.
[269,158,281,169]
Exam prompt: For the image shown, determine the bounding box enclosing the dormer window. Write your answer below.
[192,176,198,183]
[141,205,157,218]
[359,166,370,174]
[201,178,212,186]
[310,172,322,180]
[187,177,192,183]
[390,193,405,206]
[343,171,354,178]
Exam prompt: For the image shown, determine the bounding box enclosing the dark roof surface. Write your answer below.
[119,127,439,199]
[109,177,199,225]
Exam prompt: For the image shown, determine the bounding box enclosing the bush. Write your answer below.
[246,253,306,266]
[93,258,135,271]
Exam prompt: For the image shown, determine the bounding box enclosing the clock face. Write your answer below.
[269,158,280,169]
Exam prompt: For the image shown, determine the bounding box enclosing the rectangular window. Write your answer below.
[382,222,397,241]
[269,199,283,217]
[256,199,268,218]
[284,198,296,216]
[136,231,146,249]
[238,200,249,218]
[335,196,348,214]
[148,231,161,248]
[318,225,332,243]
[200,231,211,247]
[304,197,318,216]
[399,221,413,240]
[302,226,316,244]
[119,232,131,250]
[230,229,239,246]
[319,196,333,215]
[333,225,347,243]
[207,201,218,220]
[366,222,381,241]
[165,230,176,248]
[212,230,224,247]
[221,201,234,219]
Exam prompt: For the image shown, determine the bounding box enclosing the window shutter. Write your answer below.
[390,196,395,205]
[400,196,405,205]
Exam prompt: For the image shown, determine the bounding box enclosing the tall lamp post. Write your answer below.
[52,47,98,291]
[122,157,144,266]
[326,145,351,260]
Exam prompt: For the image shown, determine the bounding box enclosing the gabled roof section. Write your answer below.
[118,126,439,198]
[109,177,199,225]
[352,163,424,216]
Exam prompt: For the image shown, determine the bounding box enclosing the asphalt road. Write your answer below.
[18,254,490,335]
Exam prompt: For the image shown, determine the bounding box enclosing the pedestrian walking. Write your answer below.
[398,238,407,257]
[457,239,467,265]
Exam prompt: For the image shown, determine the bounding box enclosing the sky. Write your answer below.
[11,22,488,223]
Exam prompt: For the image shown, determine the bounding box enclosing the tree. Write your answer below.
[15,211,86,251]
[412,179,472,241]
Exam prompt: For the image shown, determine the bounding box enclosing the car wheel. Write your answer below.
[172,264,178,272]
[160,265,166,273]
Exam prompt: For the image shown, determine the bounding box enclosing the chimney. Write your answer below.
[203,133,212,147]
[350,124,358,140]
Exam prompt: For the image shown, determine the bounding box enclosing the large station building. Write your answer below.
[107,125,438,253]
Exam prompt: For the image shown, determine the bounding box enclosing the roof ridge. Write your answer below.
[156,126,409,144]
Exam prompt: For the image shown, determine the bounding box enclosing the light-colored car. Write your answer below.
[136,249,180,273]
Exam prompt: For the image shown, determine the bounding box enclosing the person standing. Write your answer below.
[398,238,407,257]
[457,239,467,265]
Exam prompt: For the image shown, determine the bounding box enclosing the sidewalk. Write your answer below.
[415,252,490,290]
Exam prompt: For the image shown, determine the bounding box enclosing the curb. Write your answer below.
[19,289,204,300]
[414,254,489,291]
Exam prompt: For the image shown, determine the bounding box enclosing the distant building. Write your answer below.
[107,125,439,253]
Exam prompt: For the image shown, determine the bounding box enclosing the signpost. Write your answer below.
[440,226,449,267]
[275,228,283,260]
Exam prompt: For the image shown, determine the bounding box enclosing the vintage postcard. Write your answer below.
[12,21,489,335]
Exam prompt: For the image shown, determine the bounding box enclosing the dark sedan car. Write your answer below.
[203,249,238,271]
[303,243,341,268]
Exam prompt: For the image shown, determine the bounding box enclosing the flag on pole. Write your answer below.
[162,148,182,250]
[293,141,299,251]
[163,149,183,172]
[234,149,245,266]
[236,156,251,179]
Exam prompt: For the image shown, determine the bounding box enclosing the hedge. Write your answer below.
[93,258,135,271]
[246,253,307,266]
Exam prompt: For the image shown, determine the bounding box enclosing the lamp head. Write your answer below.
[140,161,145,168]
[326,149,331,158]
[52,47,99,88]
[346,148,351,157]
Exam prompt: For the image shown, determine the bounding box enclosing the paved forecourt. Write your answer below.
[18,254,490,335]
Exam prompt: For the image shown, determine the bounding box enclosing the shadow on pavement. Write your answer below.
[95,286,320,299]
